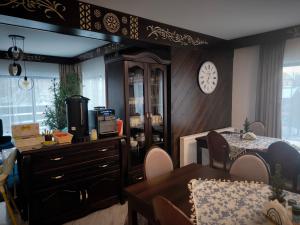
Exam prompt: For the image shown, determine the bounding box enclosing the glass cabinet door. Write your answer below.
[128,63,147,166]
[149,65,166,146]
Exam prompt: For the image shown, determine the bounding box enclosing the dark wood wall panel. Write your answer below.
[170,47,234,167]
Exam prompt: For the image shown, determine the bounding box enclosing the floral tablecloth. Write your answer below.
[189,179,300,225]
[221,133,281,159]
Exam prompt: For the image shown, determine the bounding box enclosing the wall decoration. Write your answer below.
[94,22,101,31]
[0,0,66,20]
[94,9,101,18]
[79,2,91,30]
[0,0,224,47]
[122,16,128,24]
[130,16,139,40]
[146,25,208,46]
[122,28,128,36]
[103,12,120,33]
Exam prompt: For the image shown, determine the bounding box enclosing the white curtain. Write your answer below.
[81,56,106,109]
[0,59,59,134]
[282,37,300,146]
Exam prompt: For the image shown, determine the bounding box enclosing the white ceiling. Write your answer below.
[82,0,300,40]
[0,24,108,57]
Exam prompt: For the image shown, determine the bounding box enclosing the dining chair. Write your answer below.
[249,121,265,136]
[268,141,300,192]
[0,148,18,225]
[207,131,231,171]
[144,147,173,180]
[229,154,270,184]
[153,196,193,225]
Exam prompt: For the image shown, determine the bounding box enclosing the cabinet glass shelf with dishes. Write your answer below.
[129,74,143,85]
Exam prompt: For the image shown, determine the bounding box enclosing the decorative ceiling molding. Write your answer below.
[0,0,66,20]
[0,0,224,47]
[146,25,208,46]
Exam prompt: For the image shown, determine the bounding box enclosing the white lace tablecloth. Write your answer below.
[221,133,281,159]
[189,179,300,225]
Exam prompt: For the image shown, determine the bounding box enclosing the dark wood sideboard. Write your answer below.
[17,136,126,225]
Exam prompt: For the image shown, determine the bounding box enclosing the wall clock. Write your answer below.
[198,61,218,94]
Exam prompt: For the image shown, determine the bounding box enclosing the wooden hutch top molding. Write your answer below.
[105,52,171,65]
[0,0,224,47]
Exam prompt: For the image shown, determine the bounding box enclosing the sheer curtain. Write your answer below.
[282,37,300,146]
[255,40,286,138]
[81,56,106,109]
[0,59,59,134]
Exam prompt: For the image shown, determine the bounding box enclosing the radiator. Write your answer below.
[179,127,235,167]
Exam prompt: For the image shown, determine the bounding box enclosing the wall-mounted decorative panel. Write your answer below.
[0,0,223,47]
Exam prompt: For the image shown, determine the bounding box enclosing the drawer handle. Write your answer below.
[51,174,64,180]
[136,176,143,181]
[99,164,109,168]
[79,190,83,202]
[50,157,64,161]
[85,190,89,200]
[98,148,108,152]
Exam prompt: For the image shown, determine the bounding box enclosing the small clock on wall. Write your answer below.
[198,61,218,94]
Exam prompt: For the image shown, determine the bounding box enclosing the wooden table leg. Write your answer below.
[128,199,138,225]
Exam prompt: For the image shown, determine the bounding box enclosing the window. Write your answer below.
[282,66,300,146]
[0,60,59,135]
[81,56,106,109]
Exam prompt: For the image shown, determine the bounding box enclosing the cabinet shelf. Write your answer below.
[106,52,169,185]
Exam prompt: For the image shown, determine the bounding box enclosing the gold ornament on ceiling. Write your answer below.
[146,25,208,46]
[122,28,128,36]
[122,16,128,24]
[0,0,66,20]
[94,9,101,18]
[79,2,91,31]
[103,13,120,33]
[94,22,101,30]
[130,16,139,40]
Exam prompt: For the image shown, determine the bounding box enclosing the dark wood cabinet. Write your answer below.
[106,52,170,184]
[17,136,126,225]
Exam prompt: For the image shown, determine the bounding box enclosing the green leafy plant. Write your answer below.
[243,117,251,132]
[44,73,81,130]
[269,164,286,204]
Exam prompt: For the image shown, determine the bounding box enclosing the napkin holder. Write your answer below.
[263,200,293,225]
[242,132,257,140]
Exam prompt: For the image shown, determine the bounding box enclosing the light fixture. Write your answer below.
[8,34,34,90]
[18,75,34,91]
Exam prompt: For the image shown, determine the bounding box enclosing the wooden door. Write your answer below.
[31,185,82,225]
[83,172,120,209]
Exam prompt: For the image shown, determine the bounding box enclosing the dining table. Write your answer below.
[125,164,234,225]
[195,132,282,164]
[125,163,300,225]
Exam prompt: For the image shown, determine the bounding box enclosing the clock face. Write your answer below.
[198,61,218,94]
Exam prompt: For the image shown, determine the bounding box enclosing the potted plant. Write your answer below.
[243,117,250,133]
[44,73,81,130]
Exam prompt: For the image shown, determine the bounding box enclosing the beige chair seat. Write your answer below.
[229,154,270,184]
[144,147,173,180]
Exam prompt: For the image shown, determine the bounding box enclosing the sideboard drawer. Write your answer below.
[32,156,120,189]
[31,141,119,172]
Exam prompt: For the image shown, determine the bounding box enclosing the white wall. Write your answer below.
[231,46,260,130]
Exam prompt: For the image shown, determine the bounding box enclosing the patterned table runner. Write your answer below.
[189,179,300,225]
[221,133,281,159]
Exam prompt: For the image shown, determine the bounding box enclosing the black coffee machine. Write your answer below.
[65,95,89,142]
